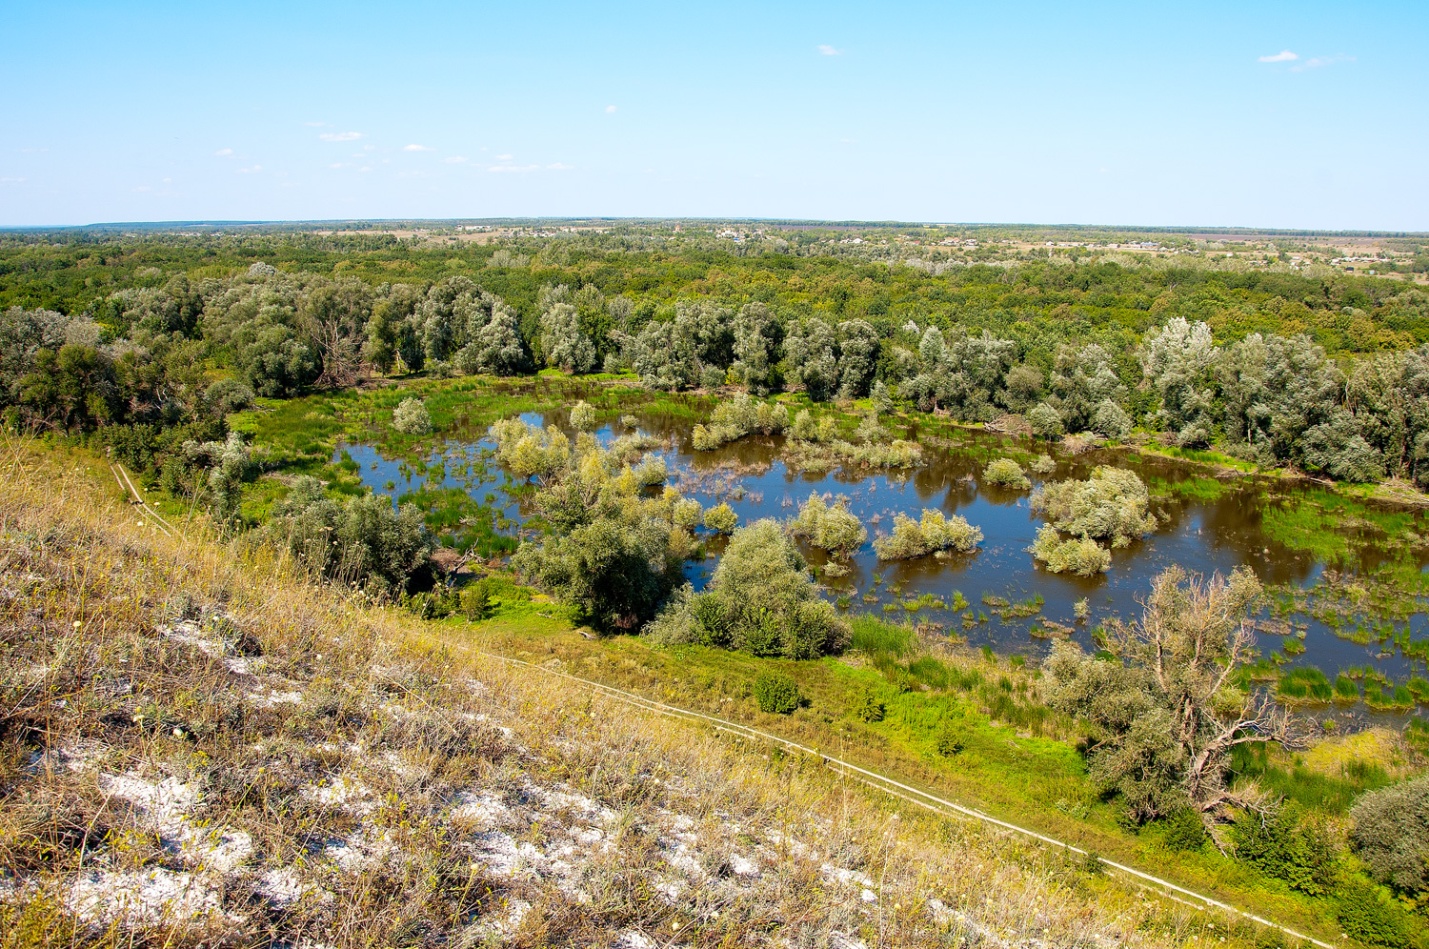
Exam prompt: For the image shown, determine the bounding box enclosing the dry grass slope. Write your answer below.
[0,440,1283,948]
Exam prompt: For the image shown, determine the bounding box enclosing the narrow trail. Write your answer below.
[469,646,1339,949]
[108,461,178,538]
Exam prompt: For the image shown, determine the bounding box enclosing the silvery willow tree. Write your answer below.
[1044,566,1295,839]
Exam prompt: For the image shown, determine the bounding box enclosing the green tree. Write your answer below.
[1044,567,1293,831]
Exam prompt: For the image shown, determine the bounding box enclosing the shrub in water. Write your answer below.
[643,519,850,659]
[1031,466,1157,547]
[489,418,571,481]
[631,455,667,487]
[874,509,982,560]
[691,394,789,450]
[569,400,597,431]
[1030,525,1111,576]
[753,671,801,714]
[671,497,704,531]
[789,408,838,443]
[391,397,433,435]
[703,502,738,534]
[791,494,867,558]
[983,458,1031,490]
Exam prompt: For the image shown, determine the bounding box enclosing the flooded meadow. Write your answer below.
[334,397,1429,721]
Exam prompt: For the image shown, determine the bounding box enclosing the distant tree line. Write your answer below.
[5,241,1429,490]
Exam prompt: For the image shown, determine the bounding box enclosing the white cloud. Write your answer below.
[488,163,539,173]
[319,131,362,142]
[444,156,468,164]
[495,153,513,161]
[329,162,346,169]
[817,44,841,56]
[402,143,432,152]
[547,162,574,171]
[605,104,618,114]
[237,165,262,174]
[0,176,26,183]
[1258,50,1298,63]
[214,147,234,157]
[1293,54,1354,71]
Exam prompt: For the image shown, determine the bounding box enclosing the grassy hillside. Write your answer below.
[0,440,1287,948]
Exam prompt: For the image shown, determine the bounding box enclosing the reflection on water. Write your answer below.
[334,404,1429,698]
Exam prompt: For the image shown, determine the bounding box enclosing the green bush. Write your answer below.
[1031,466,1157,547]
[1350,775,1429,898]
[391,397,433,435]
[791,494,867,557]
[855,689,885,723]
[569,400,597,431]
[644,519,849,658]
[268,476,433,593]
[983,458,1031,490]
[1029,525,1111,575]
[1335,878,1416,948]
[873,509,982,560]
[690,394,790,450]
[703,502,739,534]
[1160,808,1208,852]
[1233,804,1337,897]
[935,722,964,757]
[753,671,801,714]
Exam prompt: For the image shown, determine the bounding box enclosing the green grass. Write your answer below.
[849,613,916,658]
[1277,666,1332,703]
[1148,474,1230,503]
[1230,743,1391,813]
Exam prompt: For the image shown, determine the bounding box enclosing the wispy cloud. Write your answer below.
[547,162,574,171]
[444,156,468,164]
[495,153,513,161]
[817,44,841,56]
[214,147,234,157]
[304,121,327,128]
[402,143,432,152]
[319,131,362,142]
[1258,49,1298,63]
[0,176,26,184]
[1293,54,1354,72]
[605,104,618,114]
[488,163,539,174]
[236,165,262,174]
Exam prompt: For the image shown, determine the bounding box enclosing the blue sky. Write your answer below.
[2,0,1425,229]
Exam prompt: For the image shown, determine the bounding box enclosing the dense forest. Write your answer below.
[4,223,1429,487]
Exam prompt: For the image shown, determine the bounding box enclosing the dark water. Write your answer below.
[335,405,1429,715]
